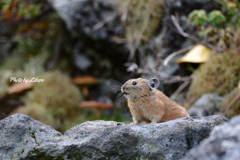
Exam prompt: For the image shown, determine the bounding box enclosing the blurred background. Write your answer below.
[0,0,239,132]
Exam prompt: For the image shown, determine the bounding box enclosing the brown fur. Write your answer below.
[121,78,189,124]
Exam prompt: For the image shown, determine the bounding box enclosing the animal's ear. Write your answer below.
[148,78,160,90]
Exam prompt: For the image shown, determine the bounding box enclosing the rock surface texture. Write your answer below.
[183,115,240,160]
[48,0,124,40]
[188,93,223,117]
[48,0,128,78]
[0,114,227,160]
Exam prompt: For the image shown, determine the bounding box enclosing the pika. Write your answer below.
[121,78,189,124]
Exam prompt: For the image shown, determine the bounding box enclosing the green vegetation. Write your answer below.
[221,87,240,118]
[187,51,240,106]
[1,0,41,20]
[15,103,55,127]
[1,0,239,128]
[119,0,163,59]
[0,54,45,97]
[186,0,240,112]
[21,71,82,132]
[122,0,163,40]
[188,0,240,41]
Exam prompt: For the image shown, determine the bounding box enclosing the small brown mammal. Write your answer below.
[121,78,189,124]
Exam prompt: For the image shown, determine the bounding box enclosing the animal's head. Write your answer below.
[121,78,160,99]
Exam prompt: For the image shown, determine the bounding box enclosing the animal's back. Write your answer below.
[154,90,189,122]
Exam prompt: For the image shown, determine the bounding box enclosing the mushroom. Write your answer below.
[79,101,115,118]
[7,81,34,95]
[72,76,99,99]
[177,44,212,64]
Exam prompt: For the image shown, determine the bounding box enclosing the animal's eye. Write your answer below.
[132,81,137,85]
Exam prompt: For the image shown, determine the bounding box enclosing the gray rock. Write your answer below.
[73,42,92,70]
[48,0,129,79]
[0,113,227,160]
[183,115,240,160]
[188,93,224,117]
[0,113,62,160]
[48,0,124,40]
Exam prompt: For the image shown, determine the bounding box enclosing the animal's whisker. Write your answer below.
[114,90,121,96]
[109,79,123,86]
[107,79,122,94]
[115,90,124,99]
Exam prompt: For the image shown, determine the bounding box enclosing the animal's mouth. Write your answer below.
[121,90,129,98]
[121,88,128,95]
[121,87,130,98]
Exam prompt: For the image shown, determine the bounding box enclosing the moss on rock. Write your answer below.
[221,87,240,118]
[121,0,163,41]
[27,71,80,112]
[187,51,240,107]
[20,71,82,132]
[13,103,55,127]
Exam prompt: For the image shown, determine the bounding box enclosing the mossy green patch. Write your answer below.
[119,0,163,58]
[186,51,240,107]
[122,0,163,40]
[221,87,240,118]
[15,103,55,128]
[17,71,82,132]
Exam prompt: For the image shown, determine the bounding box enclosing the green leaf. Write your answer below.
[188,10,208,26]
[2,1,11,11]
[188,10,198,21]
[208,10,226,26]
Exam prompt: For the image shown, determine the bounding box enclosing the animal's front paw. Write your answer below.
[130,122,138,124]
[150,121,158,124]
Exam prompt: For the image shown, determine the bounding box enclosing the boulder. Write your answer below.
[0,113,227,160]
[48,0,124,40]
[48,0,128,78]
[188,93,224,117]
[0,113,62,160]
[183,115,240,160]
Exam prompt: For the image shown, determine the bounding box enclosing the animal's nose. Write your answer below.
[121,84,128,93]
[121,84,127,93]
